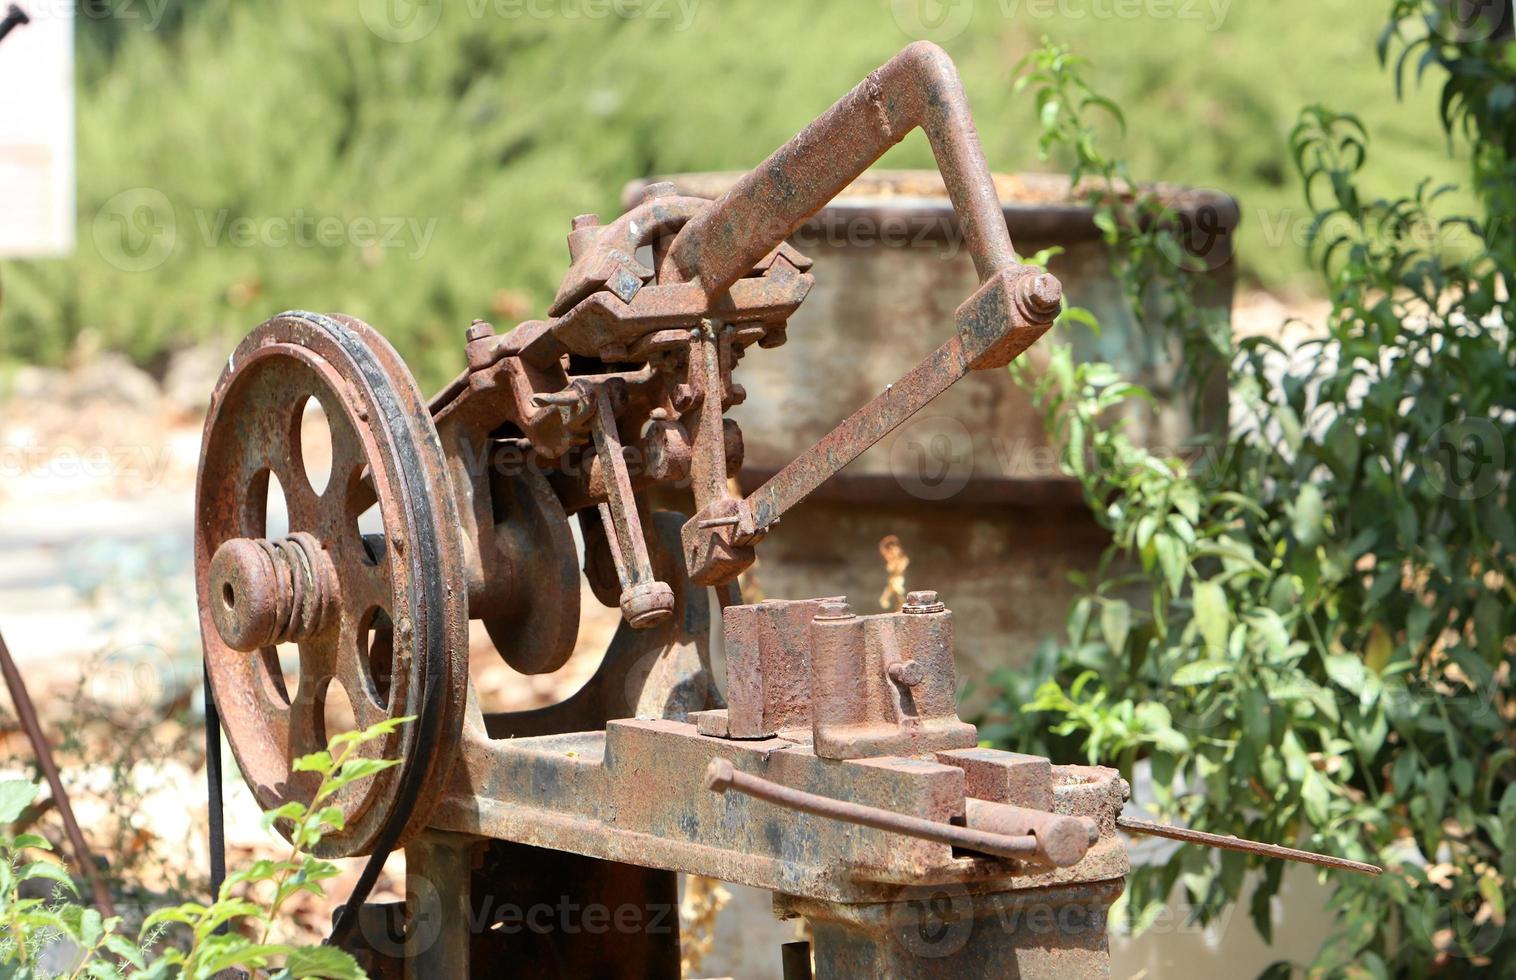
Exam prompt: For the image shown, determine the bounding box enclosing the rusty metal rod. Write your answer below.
[705,758,1037,861]
[1117,816,1382,876]
[0,629,116,913]
[664,41,1017,300]
[744,334,971,531]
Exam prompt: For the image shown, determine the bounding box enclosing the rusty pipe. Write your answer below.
[664,42,1018,299]
[705,758,1038,862]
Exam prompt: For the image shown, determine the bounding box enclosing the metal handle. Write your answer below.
[707,758,1065,865]
[664,41,1019,300]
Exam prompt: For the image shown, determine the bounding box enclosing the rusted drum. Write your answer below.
[196,312,468,858]
[628,172,1237,693]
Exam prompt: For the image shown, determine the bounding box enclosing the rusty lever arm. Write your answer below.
[706,758,1047,864]
[664,41,1018,299]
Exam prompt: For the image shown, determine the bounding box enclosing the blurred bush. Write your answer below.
[1,0,1464,384]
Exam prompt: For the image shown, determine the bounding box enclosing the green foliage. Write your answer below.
[0,0,1469,380]
[981,11,1514,975]
[0,717,410,978]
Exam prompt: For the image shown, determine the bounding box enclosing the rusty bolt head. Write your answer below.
[208,538,281,652]
[902,590,946,614]
[642,181,678,203]
[1016,273,1063,322]
[466,320,495,343]
[888,659,925,687]
[621,581,675,629]
[815,598,854,620]
[572,213,601,230]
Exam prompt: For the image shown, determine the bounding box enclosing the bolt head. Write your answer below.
[815,598,854,620]
[466,320,495,343]
[1019,273,1063,319]
[902,590,947,615]
[572,213,601,230]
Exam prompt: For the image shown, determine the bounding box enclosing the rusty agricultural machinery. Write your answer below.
[195,42,1375,978]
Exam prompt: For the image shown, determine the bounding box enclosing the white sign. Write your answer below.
[0,4,74,258]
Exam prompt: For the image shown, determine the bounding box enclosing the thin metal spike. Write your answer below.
[1117,816,1382,876]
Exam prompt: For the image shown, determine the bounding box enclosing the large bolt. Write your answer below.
[1015,272,1063,323]
[902,590,946,615]
[208,533,338,651]
[815,598,854,620]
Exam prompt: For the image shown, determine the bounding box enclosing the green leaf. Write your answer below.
[1289,484,1325,548]
[18,860,78,895]
[282,944,367,979]
[1474,593,1502,666]
[1364,625,1392,674]
[1171,660,1230,686]
[1192,580,1229,657]
[1101,599,1131,653]
[103,933,148,969]
[0,780,38,825]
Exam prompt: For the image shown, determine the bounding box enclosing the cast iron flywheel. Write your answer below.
[195,312,468,859]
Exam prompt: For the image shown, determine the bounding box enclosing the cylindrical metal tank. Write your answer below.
[626,171,1237,697]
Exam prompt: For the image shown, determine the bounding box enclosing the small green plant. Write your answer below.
[0,717,409,978]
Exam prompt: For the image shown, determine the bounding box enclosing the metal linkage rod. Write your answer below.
[705,758,1037,862]
[1117,816,1382,876]
[0,629,116,914]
